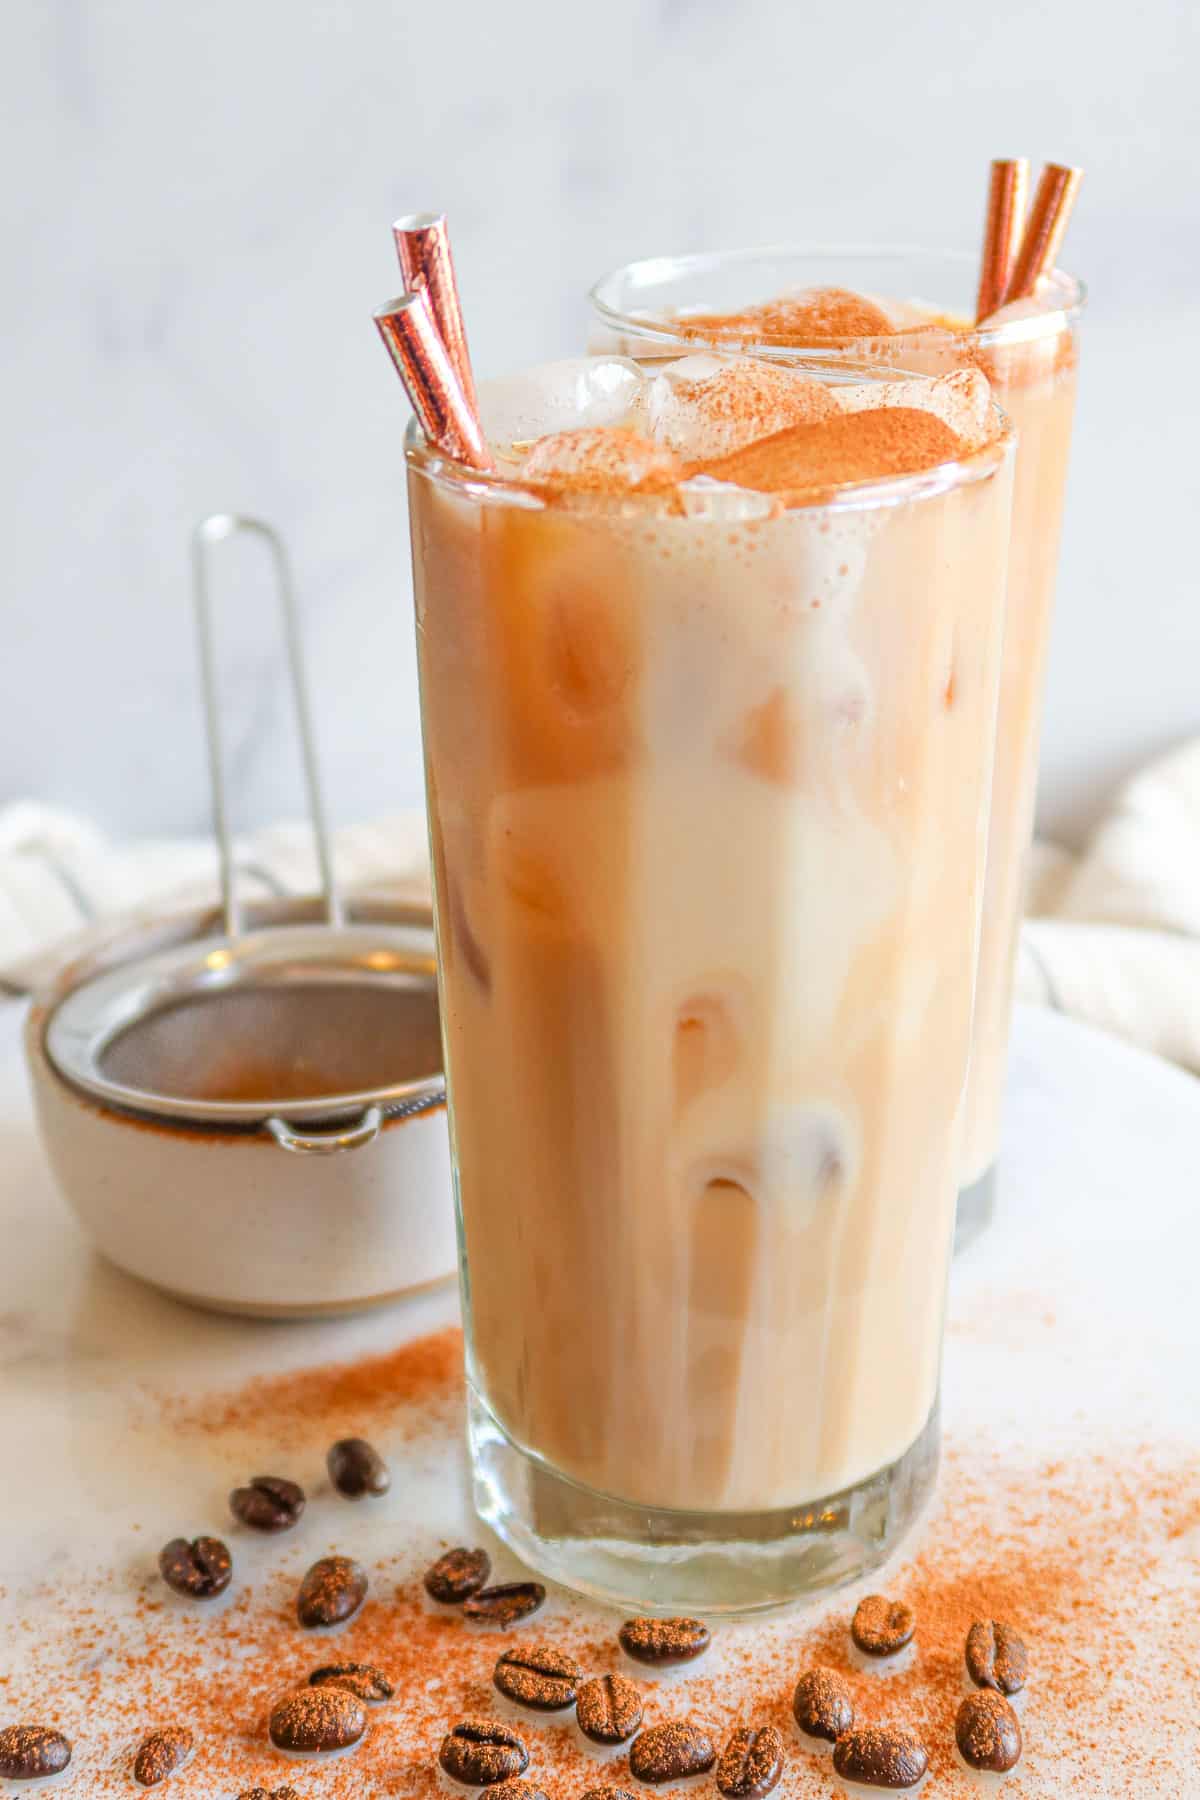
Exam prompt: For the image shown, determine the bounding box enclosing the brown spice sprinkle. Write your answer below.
[133,1724,193,1785]
[296,1555,367,1628]
[678,287,897,345]
[692,409,966,502]
[488,1784,551,1800]
[161,1323,462,1444]
[851,1594,917,1657]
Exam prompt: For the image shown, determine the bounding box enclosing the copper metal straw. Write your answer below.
[393,212,480,414]
[975,158,1030,323]
[374,289,493,472]
[1002,163,1084,307]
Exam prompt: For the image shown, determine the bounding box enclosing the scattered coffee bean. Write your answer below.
[309,1661,394,1703]
[462,1580,545,1626]
[619,1616,711,1666]
[576,1673,644,1745]
[438,1717,529,1786]
[0,1725,72,1781]
[269,1687,366,1753]
[955,1690,1022,1773]
[133,1724,193,1786]
[832,1726,928,1790]
[493,1645,581,1710]
[716,1725,783,1800]
[424,1545,491,1603]
[158,1536,232,1599]
[850,1594,915,1657]
[581,1789,639,1800]
[229,1476,306,1532]
[327,1436,391,1499]
[296,1555,368,1628]
[792,1667,855,1743]
[629,1720,717,1785]
[235,1788,299,1800]
[487,1784,551,1800]
[965,1618,1028,1695]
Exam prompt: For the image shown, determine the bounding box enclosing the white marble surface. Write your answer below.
[1,1000,1198,1794]
[3,0,1200,849]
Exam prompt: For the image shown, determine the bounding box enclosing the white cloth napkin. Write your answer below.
[6,738,1200,1081]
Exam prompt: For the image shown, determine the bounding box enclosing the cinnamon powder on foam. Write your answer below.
[691,408,966,502]
[5,1327,1196,1797]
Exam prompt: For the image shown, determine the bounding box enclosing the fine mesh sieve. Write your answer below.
[44,516,444,1154]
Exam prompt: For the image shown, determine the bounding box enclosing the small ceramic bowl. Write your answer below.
[25,892,457,1318]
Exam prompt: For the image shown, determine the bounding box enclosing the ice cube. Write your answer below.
[676,476,775,521]
[478,357,645,449]
[637,354,837,459]
[519,427,684,492]
[829,369,995,449]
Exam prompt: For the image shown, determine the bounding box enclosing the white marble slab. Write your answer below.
[0,1003,1197,1795]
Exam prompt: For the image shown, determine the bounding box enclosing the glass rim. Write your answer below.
[588,244,1087,355]
[403,403,1016,523]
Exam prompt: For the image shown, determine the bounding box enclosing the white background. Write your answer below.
[3,0,1198,847]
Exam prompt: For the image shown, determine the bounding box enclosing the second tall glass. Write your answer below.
[591,248,1084,1241]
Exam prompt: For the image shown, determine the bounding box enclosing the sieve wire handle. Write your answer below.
[191,515,343,940]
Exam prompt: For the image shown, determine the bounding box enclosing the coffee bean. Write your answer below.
[327,1437,390,1499]
[576,1673,643,1745]
[619,1616,710,1666]
[956,1690,1022,1773]
[296,1555,368,1628]
[493,1645,581,1710]
[716,1725,783,1800]
[850,1594,915,1657]
[424,1545,491,1603]
[965,1618,1028,1695]
[0,1725,72,1781]
[270,1686,365,1753]
[792,1667,855,1743]
[235,1788,300,1799]
[309,1661,394,1702]
[832,1726,928,1790]
[629,1721,717,1785]
[133,1724,193,1786]
[581,1789,639,1800]
[488,1784,551,1800]
[462,1580,545,1626]
[438,1717,529,1786]
[158,1536,232,1599]
[230,1476,305,1532]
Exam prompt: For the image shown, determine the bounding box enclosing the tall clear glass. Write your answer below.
[591,249,1084,1245]
[407,368,1014,1611]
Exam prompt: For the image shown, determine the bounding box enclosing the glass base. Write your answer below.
[468,1384,940,1615]
[955,1161,996,1254]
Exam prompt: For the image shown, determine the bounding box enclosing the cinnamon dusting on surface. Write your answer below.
[679,287,895,344]
[161,1326,462,1445]
[692,409,965,501]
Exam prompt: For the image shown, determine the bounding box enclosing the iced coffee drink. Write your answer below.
[408,351,1014,1610]
[590,250,1082,1234]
